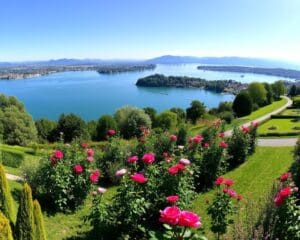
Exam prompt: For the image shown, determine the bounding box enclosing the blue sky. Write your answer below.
[1,0,300,62]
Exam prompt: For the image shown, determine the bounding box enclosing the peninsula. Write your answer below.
[136,74,246,94]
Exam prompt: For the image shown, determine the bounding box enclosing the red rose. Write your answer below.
[81,143,89,148]
[131,173,148,183]
[159,206,181,225]
[142,152,155,164]
[215,176,224,185]
[174,163,185,171]
[166,195,179,203]
[168,166,179,175]
[274,194,284,206]
[89,169,101,183]
[280,172,292,182]
[86,148,94,157]
[53,150,64,159]
[107,129,116,136]
[178,211,201,228]
[241,126,250,133]
[170,135,177,141]
[279,187,292,198]
[203,142,210,148]
[224,179,234,186]
[219,141,228,148]
[127,155,138,163]
[73,164,83,174]
[219,132,225,138]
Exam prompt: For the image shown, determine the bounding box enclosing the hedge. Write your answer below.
[259,132,300,137]
[0,148,25,167]
[271,115,299,119]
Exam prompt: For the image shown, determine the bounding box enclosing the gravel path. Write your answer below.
[258,138,298,146]
[5,173,23,181]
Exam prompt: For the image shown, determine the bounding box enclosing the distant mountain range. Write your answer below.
[1,55,299,70]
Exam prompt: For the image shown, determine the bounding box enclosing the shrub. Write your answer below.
[176,125,188,146]
[33,200,47,240]
[0,211,13,240]
[219,111,234,124]
[156,111,178,130]
[35,118,57,143]
[143,107,157,124]
[170,107,186,123]
[186,100,206,124]
[96,115,117,140]
[0,164,14,223]
[15,183,35,240]
[28,144,100,211]
[232,91,253,117]
[0,148,25,168]
[114,106,151,139]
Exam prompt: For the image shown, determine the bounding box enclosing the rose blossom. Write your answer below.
[178,211,201,228]
[115,168,127,177]
[159,206,181,225]
[86,148,95,157]
[274,194,284,206]
[279,187,292,198]
[73,164,83,174]
[53,150,64,159]
[97,187,107,194]
[174,163,185,171]
[179,158,190,165]
[90,170,101,183]
[219,132,225,138]
[203,142,210,148]
[224,179,234,186]
[241,126,250,133]
[219,141,228,148]
[227,189,237,198]
[107,129,116,136]
[215,176,224,185]
[170,135,177,141]
[142,152,155,164]
[86,156,94,162]
[280,172,292,182]
[81,143,89,148]
[127,155,138,163]
[168,166,179,175]
[166,195,179,203]
[131,173,148,183]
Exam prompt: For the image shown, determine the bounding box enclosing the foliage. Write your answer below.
[33,200,47,240]
[35,119,57,143]
[272,80,285,100]
[0,164,14,223]
[232,91,253,117]
[96,115,117,140]
[186,100,206,124]
[28,144,99,211]
[87,120,98,141]
[219,111,234,124]
[114,106,152,139]
[0,211,13,240]
[56,113,89,142]
[156,111,178,130]
[289,84,297,97]
[15,183,35,240]
[170,107,186,123]
[263,82,274,105]
[248,82,267,107]
[0,148,25,168]
[143,107,157,124]
[176,125,188,146]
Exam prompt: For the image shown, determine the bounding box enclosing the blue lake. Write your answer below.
[0,64,290,120]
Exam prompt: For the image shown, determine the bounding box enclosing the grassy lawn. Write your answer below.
[192,146,294,238]
[258,118,300,134]
[281,108,300,116]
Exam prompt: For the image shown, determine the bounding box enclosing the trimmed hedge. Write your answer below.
[271,115,298,119]
[0,148,25,167]
[259,132,300,137]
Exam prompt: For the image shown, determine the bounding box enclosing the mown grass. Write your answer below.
[258,118,300,134]
[281,108,300,116]
[192,146,294,239]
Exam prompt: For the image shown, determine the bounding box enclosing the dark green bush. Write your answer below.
[219,111,234,124]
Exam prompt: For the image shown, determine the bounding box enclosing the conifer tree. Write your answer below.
[33,200,47,240]
[0,164,14,223]
[0,211,14,240]
[15,183,35,240]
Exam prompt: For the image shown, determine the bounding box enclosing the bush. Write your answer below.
[232,92,253,117]
[0,211,13,240]
[219,111,234,124]
[96,115,117,140]
[15,183,35,240]
[114,106,151,139]
[0,164,14,223]
[186,100,206,124]
[0,148,25,168]
[155,111,178,130]
[176,125,188,146]
[28,144,100,211]
[35,118,57,143]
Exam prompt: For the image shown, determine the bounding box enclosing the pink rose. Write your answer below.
[53,150,64,159]
[73,164,83,174]
[168,166,179,175]
[97,187,107,194]
[219,141,228,148]
[219,132,225,138]
[81,143,89,148]
[142,152,155,164]
[107,129,116,136]
[90,170,101,183]
[203,142,210,148]
[115,168,127,177]
[224,179,234,186]
[166,195,179,203]
[279,187,292,198]
[174,163,185,171]
[86,156,94,162]
[127,155,138,163]
[274,194,284,206]
[179,158,190,165]
[227,189,237,198]
[241,126,249,133]
[159,206,181,225]
[131,173,148,183]
[280,172,291,182]
[215,176,224,185]
[178,211,201,228]
[170,135,177,141]
[86,148,95,157]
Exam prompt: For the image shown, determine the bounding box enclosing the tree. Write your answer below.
[87,120,98,141]
[0,164,14,223]
[186,100,206,124]
[263,82,274,105]
[96,115,117,140]
[143,107,157,124]
[272,81,285,100]
[15,183,35,240]
[114,107,151,139]
[289,84,297,97]
[217,101,232,113]
[248,82,267,106]
[155,111,178,130]
[33,200,47,240]
[35,119,57,143]
[170,107,186,123]
[56,113,89,142]
[232,92,253,117]
[0,211,13,240]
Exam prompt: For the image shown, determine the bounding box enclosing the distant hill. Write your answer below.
[146,55,300,69]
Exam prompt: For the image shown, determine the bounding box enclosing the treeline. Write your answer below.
[136,74,245,93]
[97,64,156,74]
[197,65,300,80]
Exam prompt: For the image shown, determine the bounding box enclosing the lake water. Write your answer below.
[0,64,290,121]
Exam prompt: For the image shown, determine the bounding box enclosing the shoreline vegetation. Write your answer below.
[136,74,247,94]
[197,65,300,80]
[0,64,156,80]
